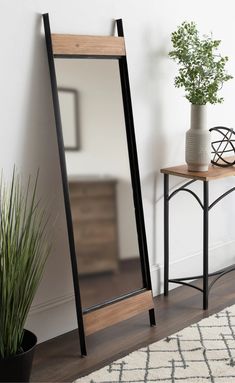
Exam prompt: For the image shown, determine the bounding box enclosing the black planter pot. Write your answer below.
[0,329,37,383]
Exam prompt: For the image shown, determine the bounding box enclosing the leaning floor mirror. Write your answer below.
[43,13,155,356]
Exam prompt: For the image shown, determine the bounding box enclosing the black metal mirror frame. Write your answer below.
[43,13,155,356]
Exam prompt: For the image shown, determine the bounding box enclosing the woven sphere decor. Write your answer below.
[209,126,235,167]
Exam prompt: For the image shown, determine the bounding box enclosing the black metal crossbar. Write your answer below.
[168,179,196,201]
[171,265,235,282]
[169,264,235,296]
[208,264,235,292]
[168,181,203,209]
[168,279,203,292]
[209,187,235,210]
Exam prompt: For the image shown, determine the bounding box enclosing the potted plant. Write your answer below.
[169,21,233,171]
[0,169,50,382]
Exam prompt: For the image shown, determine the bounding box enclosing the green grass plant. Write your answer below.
[0,169,50,358]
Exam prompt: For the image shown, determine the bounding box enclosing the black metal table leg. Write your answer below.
[161,165,235,309]
[203,181,209,310]
[164,174,169,296]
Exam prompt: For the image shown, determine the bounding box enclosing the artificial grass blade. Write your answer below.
[0,170,50,358]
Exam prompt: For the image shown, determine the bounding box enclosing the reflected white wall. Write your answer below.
[55,59,139,259]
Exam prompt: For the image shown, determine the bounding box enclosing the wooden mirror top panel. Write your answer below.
[52,34,126,57]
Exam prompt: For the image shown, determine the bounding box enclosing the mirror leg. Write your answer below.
[149,308,156,326]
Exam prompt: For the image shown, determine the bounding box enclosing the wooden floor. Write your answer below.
[79,258,142,308]
[31,270,235,382]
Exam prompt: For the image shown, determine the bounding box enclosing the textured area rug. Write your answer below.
[75,305,235,382]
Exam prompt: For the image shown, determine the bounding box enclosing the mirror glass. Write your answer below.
[55,58,143,309]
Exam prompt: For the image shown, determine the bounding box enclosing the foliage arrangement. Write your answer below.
[169,21,233,105]
[0,170,50,358]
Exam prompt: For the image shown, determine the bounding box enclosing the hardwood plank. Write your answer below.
[79,259,142,308]
[161,156,235,181]
[84,290,153,335]
[52,34,126,56]
[31,270,235,382]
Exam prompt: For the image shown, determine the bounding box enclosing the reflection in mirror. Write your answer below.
[58,88,79,150]
[55,59,143,309]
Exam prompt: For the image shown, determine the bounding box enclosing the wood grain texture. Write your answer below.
[70,198,115,221]
[78,259,142,309]
[69,179,116,198]
[31,271,235,382]
[69,180,118,275]
[161,157,235,181]
[84,290,154,335]
[52,34,126,56]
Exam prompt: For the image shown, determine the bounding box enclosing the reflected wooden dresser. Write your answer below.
[68,177,119,275]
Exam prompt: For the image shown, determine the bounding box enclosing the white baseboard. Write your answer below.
[26,294,77,344]
[29,293,75,315]
[26,239,235,343]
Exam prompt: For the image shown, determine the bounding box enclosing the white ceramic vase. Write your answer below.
[185,104,211,172]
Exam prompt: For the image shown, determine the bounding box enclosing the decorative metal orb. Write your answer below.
[209,126,235,167]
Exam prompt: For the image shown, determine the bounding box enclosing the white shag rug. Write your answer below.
[75,305,235,383]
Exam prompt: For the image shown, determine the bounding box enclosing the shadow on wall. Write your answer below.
[116,179,139,259]
[135,28,171,294]
[20,14,72,305]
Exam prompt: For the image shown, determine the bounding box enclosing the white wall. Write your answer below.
[1,0,235,343]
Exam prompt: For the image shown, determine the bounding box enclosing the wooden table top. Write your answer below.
[160,158,235,181]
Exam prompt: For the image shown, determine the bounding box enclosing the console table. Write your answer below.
[160,161,235,309]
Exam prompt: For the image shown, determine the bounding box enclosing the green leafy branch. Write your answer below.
[169,21,233,105]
